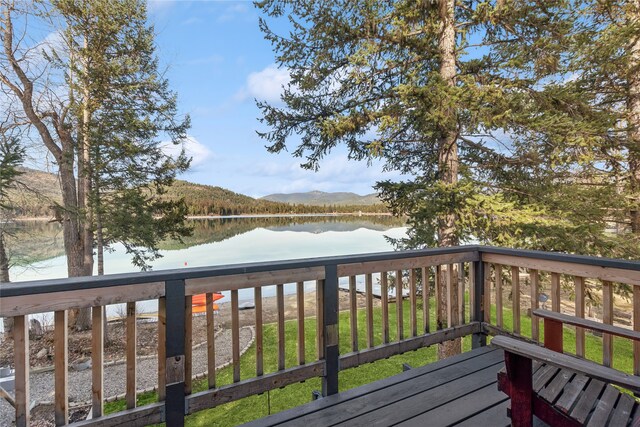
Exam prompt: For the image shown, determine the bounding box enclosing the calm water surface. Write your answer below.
[5,216,407,316]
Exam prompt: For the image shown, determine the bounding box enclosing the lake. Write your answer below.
[4,216,407,317]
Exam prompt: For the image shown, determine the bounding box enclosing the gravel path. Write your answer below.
[0,327,254,426]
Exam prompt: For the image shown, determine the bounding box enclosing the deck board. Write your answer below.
[241,346,510,427]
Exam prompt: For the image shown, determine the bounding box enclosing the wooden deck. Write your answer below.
[242,346,511,427]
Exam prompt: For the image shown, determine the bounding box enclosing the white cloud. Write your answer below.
[235,64,291,104]
[147,0,176,13]
[181,17,203,26]
[249,154,409,196]
[162,135,214,169]
[217,3,251,23]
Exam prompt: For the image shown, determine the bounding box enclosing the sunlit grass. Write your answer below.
[104,293,634,426]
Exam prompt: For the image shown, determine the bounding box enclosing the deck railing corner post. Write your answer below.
[164,279,186,427]
[472,257,486,348]
[322,263,339,397]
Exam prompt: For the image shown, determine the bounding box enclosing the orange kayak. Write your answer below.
[191,293,223,314]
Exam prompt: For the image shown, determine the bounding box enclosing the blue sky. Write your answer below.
[147,0,402,197]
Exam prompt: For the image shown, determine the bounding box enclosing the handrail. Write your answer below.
[2,245,638,298]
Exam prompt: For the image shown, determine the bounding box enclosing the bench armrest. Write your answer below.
[532,309,640,342]
[492,335,640,393]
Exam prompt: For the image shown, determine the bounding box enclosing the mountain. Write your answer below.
[6,170,388,217]
[261,191,380,206]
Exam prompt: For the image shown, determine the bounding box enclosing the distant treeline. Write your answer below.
[161,181,389,216]
[7,173,389,218]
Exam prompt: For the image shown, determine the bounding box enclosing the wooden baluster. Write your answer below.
[472,260,486,348]
[92,306,104,417]
[316,280,325,359]
[297,281,306,365]
[436,265,443,329]
[255,287,264,375]
[365,273,374,347]
[54,310,68,426]
[349,276,358,351]
[422,267,430,333]
[184,296,193,395]
[469,262,475,323]
[14,315,29,427]
[448,264,459,328]
[445,265,452,327]
[635,285,640,376]
[574,276,585,358]
[396,270,403,341]
[410,268,417,337]
[126,301,137,409]
[530,269,540,342]
[231,289,240,382]
[551,273,561,313]
[381,271,389,344]
[512,266,520,335]
[458,263,465,325]
[495,264,503,329]
[483,263,492,323]
[277,284,285,371]
[602,280,613,368]
[157,297,166,401]
[206,293,216,389]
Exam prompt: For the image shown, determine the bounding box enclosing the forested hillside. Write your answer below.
[8,170,388,218]
[161,181,388,215]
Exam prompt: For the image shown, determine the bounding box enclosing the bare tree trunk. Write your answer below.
[72,56,95,331]
[436,0,461,360]
[0,232,13,337]
[629,1,640,234]
[2,5,93,330]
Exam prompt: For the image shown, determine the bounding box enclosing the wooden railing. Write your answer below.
[0,246,638,427]
[479,248,640,375]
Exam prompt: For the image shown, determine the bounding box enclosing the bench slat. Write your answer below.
[555,374,588,414]
[585,385,618,427]
[539,369,572,404]
[608,393,636,427]
[533,365,558,393]
[571,379,605,424]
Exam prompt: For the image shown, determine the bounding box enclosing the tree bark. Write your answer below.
[629,1,640,235]
[436,0,461,359]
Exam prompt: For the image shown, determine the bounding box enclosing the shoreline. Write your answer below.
[9,212,394,222]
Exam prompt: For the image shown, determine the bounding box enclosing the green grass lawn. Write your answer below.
[104,293,634,426]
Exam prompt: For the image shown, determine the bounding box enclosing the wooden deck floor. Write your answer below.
[242,346,511,427]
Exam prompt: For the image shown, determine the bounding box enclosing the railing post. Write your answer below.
[322,264,339,396]
[165,280,186,427]
[472,258,486,348]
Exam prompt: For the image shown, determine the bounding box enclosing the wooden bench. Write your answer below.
[493,309,640,426]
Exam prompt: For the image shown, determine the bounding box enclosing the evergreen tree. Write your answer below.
[0,133,25,336]
[1,0,191,328]
[55,0,192,271]
[256,0,580,357]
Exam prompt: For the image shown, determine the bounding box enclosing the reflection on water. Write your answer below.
[157,215,404,250]
[4,215,407,326]
[7,215,406,282]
